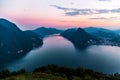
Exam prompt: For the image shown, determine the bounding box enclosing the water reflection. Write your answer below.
[4,35,120,73]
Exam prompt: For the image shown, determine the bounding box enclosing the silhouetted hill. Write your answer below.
[33,27,63,38]
[61,28,96,49]
[0,19,43,64]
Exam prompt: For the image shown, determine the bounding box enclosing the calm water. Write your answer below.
[4,35,120,73]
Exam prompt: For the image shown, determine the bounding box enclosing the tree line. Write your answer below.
[0,64,120,80]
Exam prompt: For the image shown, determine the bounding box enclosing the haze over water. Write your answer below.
[3,35,120,74]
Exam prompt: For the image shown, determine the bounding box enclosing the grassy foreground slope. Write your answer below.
[1,65,120,80]
[4,72,104,80]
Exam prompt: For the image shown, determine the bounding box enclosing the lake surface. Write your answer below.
[3,35,120,74]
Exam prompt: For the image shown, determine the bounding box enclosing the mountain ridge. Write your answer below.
[0,18,43,64]
[61,27,120,49]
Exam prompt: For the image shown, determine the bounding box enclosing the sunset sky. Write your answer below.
[0,0,120,30]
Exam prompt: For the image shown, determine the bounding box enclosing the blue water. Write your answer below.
[4,35,120,73]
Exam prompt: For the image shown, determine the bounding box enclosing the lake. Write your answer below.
[3,35,120,74]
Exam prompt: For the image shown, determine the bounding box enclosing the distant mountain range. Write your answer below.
[0,19,43,64]
[84,27,119,39]
[33,27,63,38]
[84,27,120,45]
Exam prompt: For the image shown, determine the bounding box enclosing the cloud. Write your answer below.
[111,8,120,13]
[65,11,80,16]
[50,5,120,16]
[89,17,119,20]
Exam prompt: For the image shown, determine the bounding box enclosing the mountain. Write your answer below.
[33,27,63,38]
[61,27,120,49]
[61,28,96,49]
[0,19,43,64]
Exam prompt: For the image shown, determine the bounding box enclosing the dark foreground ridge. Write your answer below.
[1,65,120,80]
